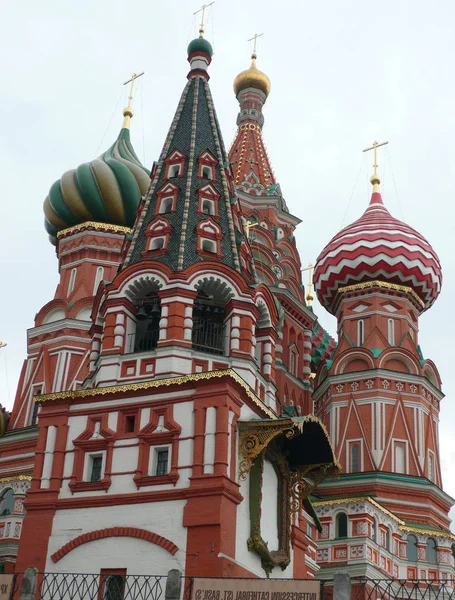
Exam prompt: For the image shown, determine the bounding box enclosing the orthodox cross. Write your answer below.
[302,263,315,306]
[123,72,144,109]
[248,32,264,57]
[362,140,389,177]
[194,2,214,36]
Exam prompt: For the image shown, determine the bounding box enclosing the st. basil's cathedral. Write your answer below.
[0,25,453,587]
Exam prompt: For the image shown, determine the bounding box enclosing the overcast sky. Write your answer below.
[1,0,454,525]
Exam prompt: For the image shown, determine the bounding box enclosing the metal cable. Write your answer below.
[94,89,123,157]
[340,155,364,228]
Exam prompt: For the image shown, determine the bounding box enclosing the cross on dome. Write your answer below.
[122,71,144,129]
[362,140,389,190]
[193,2,214,37]
[248,32,264,59]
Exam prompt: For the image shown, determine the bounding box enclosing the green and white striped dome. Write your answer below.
[43,120,150,243]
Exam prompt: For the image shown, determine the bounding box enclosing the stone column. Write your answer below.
[165,570,182,600]
[333,571,351,600]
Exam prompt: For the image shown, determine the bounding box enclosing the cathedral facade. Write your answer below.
[0,30,453,585]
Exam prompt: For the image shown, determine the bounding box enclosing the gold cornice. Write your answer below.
[0,475,32,483]
[34,369,276,419]
[400,525,455,540]
[57,222,132,239]
[313,496,402,523]
[312,495,455,539]
[337,280,425,308]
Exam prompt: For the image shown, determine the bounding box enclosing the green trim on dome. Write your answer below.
[75,162,108,222]
[48,179,76,225]
[187,37,213,58]
[43,124,150,242]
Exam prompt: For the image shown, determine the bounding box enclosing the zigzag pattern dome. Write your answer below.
[43,126,150,243]
[314,188,442,314]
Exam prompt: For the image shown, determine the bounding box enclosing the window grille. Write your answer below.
[90,456,103,482]
[156,449,169,476]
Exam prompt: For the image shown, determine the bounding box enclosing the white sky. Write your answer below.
[1,0,454,525]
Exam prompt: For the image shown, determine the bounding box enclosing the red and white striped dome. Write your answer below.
[314,188,442,314]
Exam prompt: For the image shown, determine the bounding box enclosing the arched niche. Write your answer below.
[42,308,66,324]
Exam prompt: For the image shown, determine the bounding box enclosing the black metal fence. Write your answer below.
[8,572,455,600]
[351,578,455,600]
[11,573,166,600]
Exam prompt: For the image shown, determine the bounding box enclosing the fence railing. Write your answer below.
[10,569,455,600]
[351,578,455,600]
[10,571,168,600]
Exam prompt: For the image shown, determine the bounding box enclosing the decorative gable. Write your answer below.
[196,218,223,259]
[69,414,115,492]
[165,149,186,179]
[197,182,220,217]
[134,406,181,488]
[156,182,179,215]
[142,216,173,257]
[198,150,218,181]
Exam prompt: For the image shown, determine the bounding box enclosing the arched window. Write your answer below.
[0,489,14,516]
[197,218,223,258]
[428,453,434,482]
[150,237,165,251]
[426,538,437,564]
[395,444,405,473]
[169,164,180,178]
[202,199,214,215]
[289,350,297,376]
[159,197,173,214]
[31,402,39,426]
[406,534,418,561]
[385,527,390,551]
[451,544,455,567]
[68,268,77,295]
[351,444,359,473]
[202,239,216,253]
[202,166,212,180]
[336,513,348,538]
[388,319,395,345]
[93,266,104,295]
[358,320,364,345]
[192,290,226,356]
[371,517,377,542]
[133,291,162,353]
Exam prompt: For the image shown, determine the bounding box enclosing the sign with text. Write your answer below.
[0,574,14,600]
[192,578,320,600]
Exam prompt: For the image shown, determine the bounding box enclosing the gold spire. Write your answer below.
[122,71,144,129]
[193,2,214,37]
[363,140,389,192]
[302,264,315,306]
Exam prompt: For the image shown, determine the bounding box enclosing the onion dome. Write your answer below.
[233,53,271,98]
[314,178,442,314]
[43,107,150,243]
[187,36,213,58]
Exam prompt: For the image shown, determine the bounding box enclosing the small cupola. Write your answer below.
[187,27,213,80]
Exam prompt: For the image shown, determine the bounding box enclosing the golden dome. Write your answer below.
[233,54,271,98]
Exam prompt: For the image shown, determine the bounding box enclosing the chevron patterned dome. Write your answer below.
[314,187,442,314]
[43,124,150,243]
